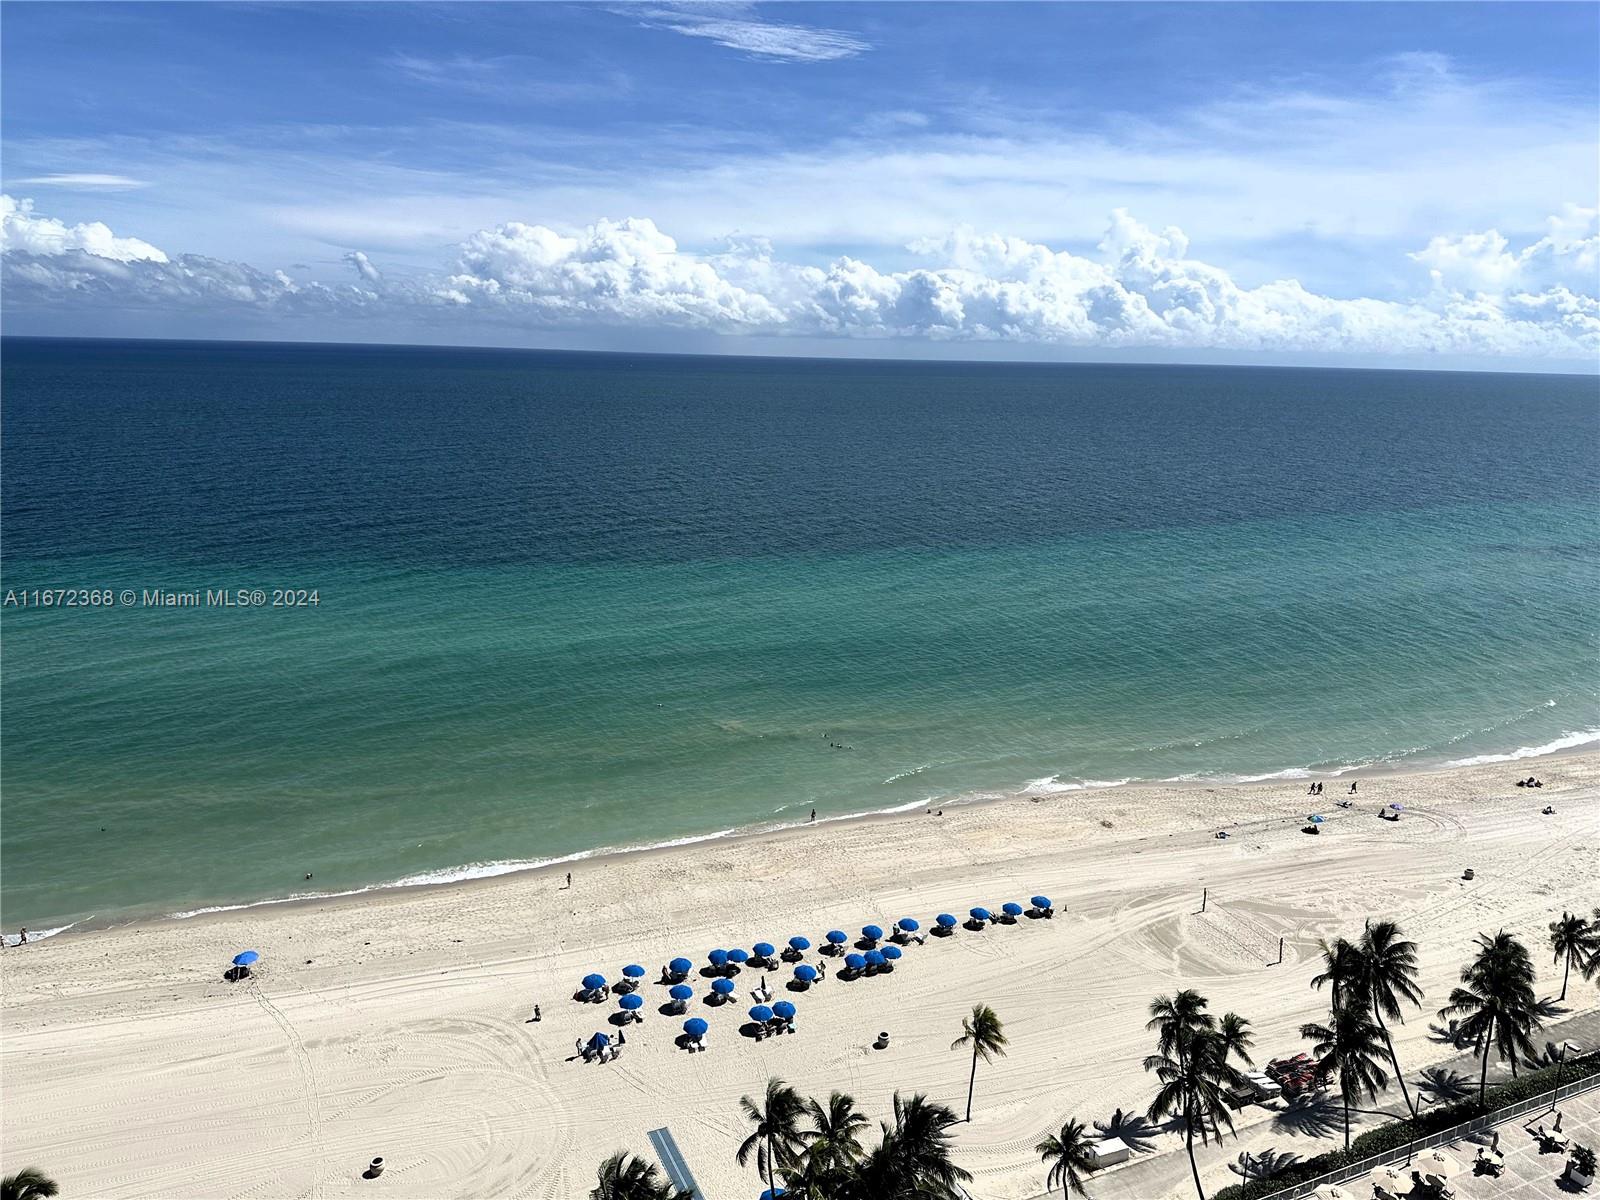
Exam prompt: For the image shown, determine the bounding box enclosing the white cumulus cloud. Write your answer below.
[2,194,168,264]
[344,250,382,283]
[3,193,1597,364]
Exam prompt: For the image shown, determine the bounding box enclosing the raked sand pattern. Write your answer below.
[3,754,1597,1199]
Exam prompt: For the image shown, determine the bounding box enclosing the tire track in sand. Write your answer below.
[251,980,326,1198]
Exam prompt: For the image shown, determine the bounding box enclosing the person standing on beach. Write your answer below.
[1350,781,1358,793]
[810,809,816,822]
[564,871,571,889]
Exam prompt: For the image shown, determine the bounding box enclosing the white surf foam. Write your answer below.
[1444,728,1600,768]
[1,918,88,945]
[882,763,932,784]
[1021,774,1134,795]
[1232,766,1314,782]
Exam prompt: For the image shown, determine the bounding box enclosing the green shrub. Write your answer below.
[1211,1152,1347,1200]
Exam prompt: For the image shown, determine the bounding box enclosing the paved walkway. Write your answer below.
[1031,1009,1600,1200]
[1468,1089,1598,1200]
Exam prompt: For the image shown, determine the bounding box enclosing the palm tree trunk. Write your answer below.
[1185,1120,1206,1200]
[1343,1086,1351,1152]
[1560,949,1571,1001]
[1479,1037,1491,1106]
[765,1135,775,1197]
[966,1043,979,1122]
[1375,1009,1416,1117]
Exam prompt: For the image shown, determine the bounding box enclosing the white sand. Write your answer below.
[2,755,1596,1199]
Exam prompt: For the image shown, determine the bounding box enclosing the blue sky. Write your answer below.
[3,2,1597,369]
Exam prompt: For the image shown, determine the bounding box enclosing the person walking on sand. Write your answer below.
[1349,781,1357,794]
[18,928,27,945]
[564,871,571,889]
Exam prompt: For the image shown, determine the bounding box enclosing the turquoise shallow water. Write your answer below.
[2,339,1596,929]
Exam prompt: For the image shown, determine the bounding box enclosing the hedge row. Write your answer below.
[1211,1055,1599,1200]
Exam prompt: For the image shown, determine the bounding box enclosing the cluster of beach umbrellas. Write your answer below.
[571,892,1054,1048]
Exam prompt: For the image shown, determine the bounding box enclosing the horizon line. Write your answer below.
[4,333,1596,380]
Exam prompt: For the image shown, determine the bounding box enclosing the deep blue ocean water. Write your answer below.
[3,337,1596,929]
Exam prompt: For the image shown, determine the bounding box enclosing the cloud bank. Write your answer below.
[4,193,1596,364]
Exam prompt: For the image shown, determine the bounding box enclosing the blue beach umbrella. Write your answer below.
[1390,802,1404,810]
[844,953,867,972]
[864,950,886,967]
[897,917,919,932]
[1309,814,1325,823]
[709,949,730,968]
[669,956,693,976]
[772,1000,796,1020]
[788,935,811,951]
[1031,896,1051,910]
[750,1004,775,1023]
[728,948,750,964]
[1002,902,1024,917]
[825,930,848,945]
[936,913,957,928]
[970,907,991,921]
[684,1017,709,1038]
[753,942,775,960]
[588,1032,610,1050]
[712,977,735,995]
[232,950,260,967]
[760,1189,786,1200]
[669,984,694,1001]
[862,924,884,941]
[881,945,902,961]
[619,992,644,1011]
[622,964,646,979]
[794,964,818,982]
[582,972,607,991]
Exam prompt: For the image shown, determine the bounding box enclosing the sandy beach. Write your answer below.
[3,754,1596,1199]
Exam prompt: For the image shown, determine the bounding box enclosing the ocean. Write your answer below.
[2,337,1596,932]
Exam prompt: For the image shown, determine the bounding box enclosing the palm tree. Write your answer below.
[591,1152,695,1200]
[1310,937,1363,1012]
[951,1003,1008,1123]
[1438,930,1543,1104]
[1359,919,1425,1117]
[853,1092,972,1199]
[794,1090,870,1192]
[1147,989,1214,1065]
[1215,1011,1255,1069]
[1548,911,1593,1002]
[1585,908,1600,987]
[1,1171,60,1200]
[737,1077,807,1198]
[1145,1005,1240,1200]
[1300,997,1390,1151]
[1036,1118,1099,1198]
[1229,1148,1300,1185]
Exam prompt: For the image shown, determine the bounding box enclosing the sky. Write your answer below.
[2,1,1597,370]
